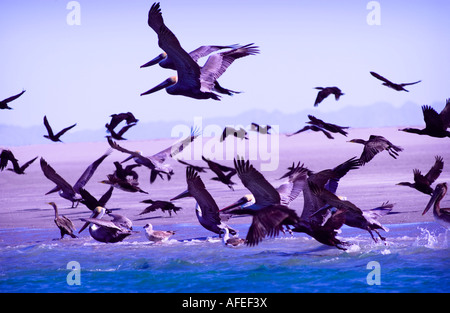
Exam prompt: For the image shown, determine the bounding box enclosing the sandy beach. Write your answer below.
[1,127,449,230]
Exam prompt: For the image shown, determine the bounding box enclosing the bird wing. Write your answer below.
[439,98,450,128]
[188,44,240,63]
[370,71,393,84]
[234,158,281,207]
[286,125,311,137]
[0,150,16,170]
[43,115,55,137]
[424,156,444,184]
[54,123,77,139]
[314,88,330,106]
[400,80,421,86]
[186,167,221,225]
[55,216,76,232]
[40,157,75,193]
[153,126,200,162]
[73,149,112,193]
[276,164,308,206]
[422,105,444,132]
[19,156,38,172]
[0,90,26,105]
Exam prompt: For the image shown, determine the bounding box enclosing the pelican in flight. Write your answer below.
[348,135,403,165]
[0,90,26,110]
[40,150,111,207]
[143,223,175,243]
[314,87,344,107]
[0,149,37,174]
[399,99,450,138]
[48,202,78,239]
[422,182,450,230]
[397,156,444,195]
[171,167,237,236]
[370,71,421,92]
[141,3,259,100]
[139,199,182,217]
[43,115,77,142]
[79,206,134,243]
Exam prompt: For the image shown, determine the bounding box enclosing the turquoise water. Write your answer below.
[0,222,448,293]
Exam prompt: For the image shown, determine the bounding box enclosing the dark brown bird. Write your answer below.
[348,135,403,165]
[0,149,37,174]
[397,156,444,195]
[202,156,237,190]
[139,199,182,217]
[399,100,450,138]
[0,90,26,110]
[370,71,421,92]
[287,125,334,139]
[106,112,139,130]
[48,202,78,239]
[177,159,208,173]
[422,182,450,229]
[100,174,148,194]
[250,123,272,134]
[314,87,344,106]
[306,115,349,137]
[43,115,76,142]
[79,187,114,212]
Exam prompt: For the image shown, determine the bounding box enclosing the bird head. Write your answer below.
[220,194,255,212]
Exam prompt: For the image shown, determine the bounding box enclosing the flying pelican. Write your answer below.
[139,199,182,217]
[0,90,26,110]
[79,206,133,243]
[314,87,344,107]
[48,202,78,239]
[220,126,248,142]
[171,167,237,236]
[348,135,403,165]
[306,115,349,137]
[221,227,246,247]
[250,123,272,135]
[422,182,450,230]
[79,187,114,212]
[370,71,421,92]
[202,156,237,190]
[141,3,259,100]
[399,100,450,138]
[40,150,111,207]
[43,115,77,142]
[397,156,444,195]
[0,149,37,174]
[141,44,243,96]
[143,223,175,243]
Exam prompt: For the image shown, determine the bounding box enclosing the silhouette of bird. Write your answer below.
[139,199,182,217]
[220,126,248,142]
[399,99,450,138]
[287,125,334,139]
[202,156,237,190]
[250,123,272,134]
[79,187,114,212]
[100,174,148,194]
[177,159,208,173]
[43,115,76,142]
[397,156,444,195]
[370,71,421,92]
[105,112,138,140]
[48,202,78,239]
[0,90,26,110]
[306,115,349,136]
[422,182,450,230]
[348,135,403,165]
[0,149,37,174]
[141,3,259,100]
[314,87,344,106]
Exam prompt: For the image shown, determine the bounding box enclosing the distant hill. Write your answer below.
[0,101,442,146]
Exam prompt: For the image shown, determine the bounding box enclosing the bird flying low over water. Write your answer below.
[48,202,78,239]
[171,167,237,236]
[0,90,26,110]
[370,71,421,92]
[287,125,334,139]
[0,149,37,174]
[399,99,450,138]
[40,150,111,207]
[422,182,450,230]
[220,126,248,142]
[348,135,403,165]
[314,87,344,107]
[397,156,444,195]
[79,206,134,243]
[141,2,259,100]
[143,223,175,243]
[139,199,182,217]
[287,115,349,139]
[43,115,77,142]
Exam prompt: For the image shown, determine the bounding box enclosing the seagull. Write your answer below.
[221,227,246,247]
[314,87,344,107]
[0,149,37,174]
[43,115,77,142]
[397,156,444,195]
[79,206,134,243]
[48,202,78,239]
[0,90,26,110]
[399,99,450,138]
[348,135,403,165]
[370,71,421,92]
[143,223,175,243]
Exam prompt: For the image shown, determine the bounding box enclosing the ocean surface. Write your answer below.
[1,221,448,293]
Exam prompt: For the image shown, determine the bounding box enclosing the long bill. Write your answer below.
[422,188,441,215]
[140,76,177,96]
[140,52,167,68]
[79,207,102,233]
[219,197,249,212]
[170,189,191,201]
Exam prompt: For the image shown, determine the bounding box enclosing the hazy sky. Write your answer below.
[1,0,449,134]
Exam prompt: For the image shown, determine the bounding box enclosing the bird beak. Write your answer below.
[45,186,60,195]
[140,53,167,68]
[170,189,191,201]
[219,197,249,212]
[422,189,440,216]
[140,76,176,96]
[79,209,101,234]
[121,155,134,163]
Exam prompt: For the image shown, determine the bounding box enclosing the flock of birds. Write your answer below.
[1,2,450,249]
